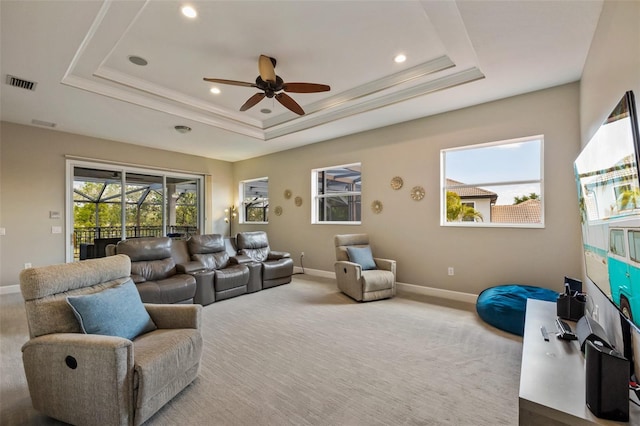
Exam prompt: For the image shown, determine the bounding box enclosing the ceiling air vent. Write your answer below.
[6,74,37,91]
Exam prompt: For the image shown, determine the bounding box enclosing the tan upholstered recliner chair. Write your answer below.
[19,254,203,426]
[334,234,396,302]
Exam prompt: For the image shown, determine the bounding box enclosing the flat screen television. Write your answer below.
[575,91,640,329]
[574,90,640,379]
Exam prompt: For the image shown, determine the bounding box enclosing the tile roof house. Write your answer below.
[491,199,542,224]
[447,179,541,224]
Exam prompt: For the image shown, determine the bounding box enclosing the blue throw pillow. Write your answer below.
[67,279,157,340]
[346,246,377,270]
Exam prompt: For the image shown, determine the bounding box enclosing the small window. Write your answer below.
[629,230,640,263]
[312,163,361,224]
[610,229,626,257]
[240,177,268,223]
[441,136,544,228]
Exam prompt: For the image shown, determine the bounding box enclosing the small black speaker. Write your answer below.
[576,315,613,353]
[585,340,629,421]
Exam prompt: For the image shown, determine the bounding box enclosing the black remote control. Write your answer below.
[556,317,577,340]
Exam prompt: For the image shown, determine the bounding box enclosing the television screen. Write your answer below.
[575,91,640,331]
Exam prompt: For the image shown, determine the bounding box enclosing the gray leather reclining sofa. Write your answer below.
[107,232,293,305]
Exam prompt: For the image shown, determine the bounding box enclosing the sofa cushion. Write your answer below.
[192,252,230,270]
[262,258,295,281]
[67,279,157,340]
[346,246,377,270]
[361,270,395,292]
[214,265,250,292]
[116,237,173,262]
[188,234,225,254]
[133,328,203,412]
[131,257,177,281]
[237,231,270,262]
[135,275,197,304]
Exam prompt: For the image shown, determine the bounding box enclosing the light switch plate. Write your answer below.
[51,226,62,234]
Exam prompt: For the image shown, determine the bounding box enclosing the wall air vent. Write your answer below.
[6,74,37,91]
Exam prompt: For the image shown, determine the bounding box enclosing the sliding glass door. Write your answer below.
[67,161,203,261]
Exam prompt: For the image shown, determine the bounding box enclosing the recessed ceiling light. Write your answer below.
[128,55,148,66]
[394,54,407,64]
[210,87,221,95]
[174,125,192,134]
[181,5,197,18]
[260,108,272,114]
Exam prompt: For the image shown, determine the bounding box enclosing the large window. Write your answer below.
[68,161,203,261]
[240,177,268,223]
[441,136,544,227]
[312,163,361,224]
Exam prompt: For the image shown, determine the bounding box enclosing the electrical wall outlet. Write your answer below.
[447,267,454,276]
[24,262,32,269]
[301,252,305,257]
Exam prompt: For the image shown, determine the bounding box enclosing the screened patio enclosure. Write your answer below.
[72,166,201,260]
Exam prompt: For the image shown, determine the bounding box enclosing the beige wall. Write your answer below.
[234,83,583,296]
[578,0,640,356]
[0,122,233,287]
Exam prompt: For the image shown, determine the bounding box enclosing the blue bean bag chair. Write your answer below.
[476,284,558,336]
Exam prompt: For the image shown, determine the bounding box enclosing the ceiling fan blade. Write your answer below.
[239,93,266,111]
[282,82,331,93]
[258,55,276,83]
[275,92,305,115]
[203,78,256,88]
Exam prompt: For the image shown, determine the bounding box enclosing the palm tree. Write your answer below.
[616,188,640,211]
[446,191,483,222]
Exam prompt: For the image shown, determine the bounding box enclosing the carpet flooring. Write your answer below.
[0,274,522,425]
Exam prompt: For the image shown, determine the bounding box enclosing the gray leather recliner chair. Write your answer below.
[187,234,250,304]
[236,231,294,289]
[114,237,197,304]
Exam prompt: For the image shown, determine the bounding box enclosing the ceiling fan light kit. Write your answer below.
[204,54,330,115]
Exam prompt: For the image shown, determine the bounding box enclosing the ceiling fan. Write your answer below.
[204,55,330,115]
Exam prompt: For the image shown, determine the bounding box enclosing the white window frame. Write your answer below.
[311,162,362,225]
[65,159,204,262]
[239,177,269,224]
[440,135,544,228]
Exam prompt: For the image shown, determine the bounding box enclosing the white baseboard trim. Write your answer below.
[297,268,478,304]
[396,282,478,304]
[0,284,20,295]
[0,270,478,302]
[294,267,335,279]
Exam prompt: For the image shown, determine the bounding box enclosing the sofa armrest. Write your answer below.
[230,254,254,265]
[334,260,362,281]
[176,261,206,274]
[130,273,146,284]
[21,333,134,426]
[373,258,396,275]
[268,251,291,260]
[144,303,201,330]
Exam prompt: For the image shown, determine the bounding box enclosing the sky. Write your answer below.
[444,138,542,205]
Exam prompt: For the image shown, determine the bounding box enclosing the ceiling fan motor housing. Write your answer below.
[256,75,284,97]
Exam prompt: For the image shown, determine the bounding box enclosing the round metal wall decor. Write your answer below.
[284,189,292,199]
[371,200,383,214]
[390,176,404,190]
[294,196,303,207]
[410,186,425,201]
[274,206,283,216]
